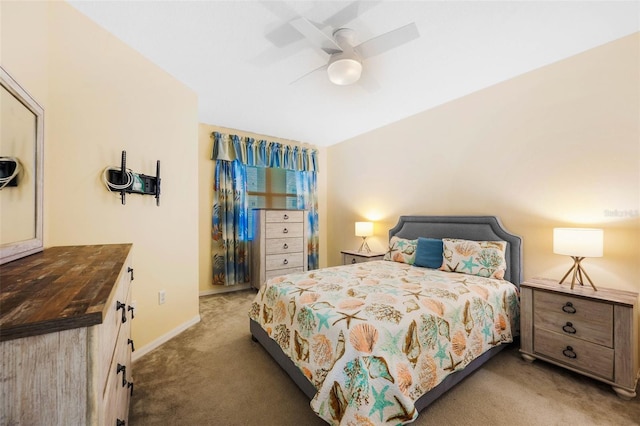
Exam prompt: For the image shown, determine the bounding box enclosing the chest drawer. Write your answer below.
[266,210,304,223]
[534,291,613,347]
[266,222,304,239]
[266,253,304,271]
[534,327,614,380]
[266,237,304,255]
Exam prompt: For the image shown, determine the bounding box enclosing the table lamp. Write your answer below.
[553,228,603,291]
[355,221,373,253]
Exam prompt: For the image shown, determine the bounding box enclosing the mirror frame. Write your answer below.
[0,66,44,264]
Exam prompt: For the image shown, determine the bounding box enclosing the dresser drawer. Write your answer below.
[266,210,304,223]
[266,253,304,271]
[266,222,304,239]
[266,267,304,281]
[534,327,614,380]
[534,291,613,347]
[266,237,304,255]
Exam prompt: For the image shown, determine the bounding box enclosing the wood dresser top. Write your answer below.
[0,244,132,342]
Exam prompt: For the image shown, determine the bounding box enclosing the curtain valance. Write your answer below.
[211,132,318,172]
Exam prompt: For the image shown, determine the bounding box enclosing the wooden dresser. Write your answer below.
[251,209,308,290]
[0,244,135,425]
[520,278,639,399]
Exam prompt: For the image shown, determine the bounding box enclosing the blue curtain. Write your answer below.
[212,132,319,285]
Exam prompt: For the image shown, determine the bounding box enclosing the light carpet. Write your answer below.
[129,290,639,425]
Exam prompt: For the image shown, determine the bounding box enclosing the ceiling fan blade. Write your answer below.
[290,63,328,85]
[265,24,304,48]
[289,17,343,55]
[354,22,419,60]
[323,1,382,29]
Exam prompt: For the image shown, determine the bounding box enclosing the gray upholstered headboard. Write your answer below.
[388,216,523,287]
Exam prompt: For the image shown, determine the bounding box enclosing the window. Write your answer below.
[247,166,298,239]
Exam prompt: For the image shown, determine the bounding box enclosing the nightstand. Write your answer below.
[520,278,639,399]
[341,250,385,265]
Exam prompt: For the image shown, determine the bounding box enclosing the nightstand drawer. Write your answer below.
[266,238,304,255]
[341,250,385,265]
[344,254,373,264]
[266,253,304,271]
[534,327,614,380]
[266,222,304,238]
[534,291,613,347]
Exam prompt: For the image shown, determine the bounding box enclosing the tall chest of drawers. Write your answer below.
[520,278,639,399]
[251,209,308,290]
[0,244,135,425]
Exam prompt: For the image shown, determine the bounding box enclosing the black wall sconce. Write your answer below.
[103,151,161,206]
[0,157,21,190]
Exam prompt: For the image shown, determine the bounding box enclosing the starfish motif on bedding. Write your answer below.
[332,310,365,329]
[316,310,336,331]
[369,385,394,421]
[434,340,448,367]
[461,257,480,273]
[402,289,428,300]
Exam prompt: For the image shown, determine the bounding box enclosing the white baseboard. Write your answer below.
[132,314,201,362]
[199,282,252,296]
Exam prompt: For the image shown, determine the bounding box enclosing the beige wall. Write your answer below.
[198,124,327,294]
[327,33,640,294]
[2,1,200,351]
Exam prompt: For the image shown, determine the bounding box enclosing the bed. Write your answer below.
[249,215,522,425]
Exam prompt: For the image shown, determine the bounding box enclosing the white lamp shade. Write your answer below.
[355,221,374,237]
[327,58,362,85]
[553,228,603,257]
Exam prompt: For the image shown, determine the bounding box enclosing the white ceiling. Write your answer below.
[68,1,640,147]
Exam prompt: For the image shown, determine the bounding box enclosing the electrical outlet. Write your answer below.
[158,290,166,305]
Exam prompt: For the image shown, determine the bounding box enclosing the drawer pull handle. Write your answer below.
[351,258,357,264]
[127,381,134,397]
[117,363,127,387]
[128,338,135,352]
[128,305,135,319]
[562,302,576,314]
[283,243,288,249]
[117,420,126,426]
[283,214,289,220]
[116,301,127,323]
[283,259,289,265]
[128,266,134,281]
[562,346,577,359]
[282,228,288,234]
[562,322,576,334]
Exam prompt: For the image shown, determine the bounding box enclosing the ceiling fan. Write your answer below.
[288,18,420,86]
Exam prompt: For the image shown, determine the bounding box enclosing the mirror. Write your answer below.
[0,66,44,264]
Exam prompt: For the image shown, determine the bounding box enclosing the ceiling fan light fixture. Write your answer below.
[327,57,362,85]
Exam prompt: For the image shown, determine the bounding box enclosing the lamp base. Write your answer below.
[358,237,371,253]
[559,256,597,291]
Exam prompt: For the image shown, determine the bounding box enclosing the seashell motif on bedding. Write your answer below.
[295,330,310,362]
[312,334,334,367]
[299,292,320,305]
[338,298,365,310]
[421,298,445,316]
[396,362,413,395]
[416,353,438,391]
[451,330,467,356]
[350,323,379,353]
[273,300,287,323]
[454,240,478,257]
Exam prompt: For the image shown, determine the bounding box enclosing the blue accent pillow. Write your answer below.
[414,237,444,269]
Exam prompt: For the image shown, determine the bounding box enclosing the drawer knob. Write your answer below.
[562,322,576,334]
[282,228,288,234]
[127,381,134,397]
[562,302,577,314]
[128,305,135,319]
[351,258,356,264]
[283,214,289,220]
[128,266,134,281]
[283,243,288,249]
[117,363,128,387]
[128,338,135,352]
[117,420,126,426]
[562,346,577,359]
[283,259,289,265]
[116,301,127,323]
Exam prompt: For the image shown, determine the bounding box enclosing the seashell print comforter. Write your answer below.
[249,260,519,425]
